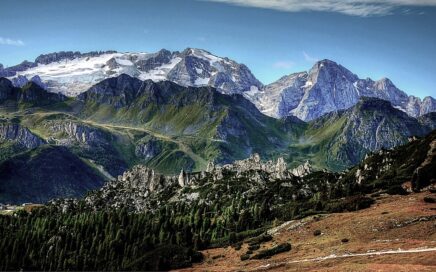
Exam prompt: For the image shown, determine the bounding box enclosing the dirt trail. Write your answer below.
[251,247,436,271]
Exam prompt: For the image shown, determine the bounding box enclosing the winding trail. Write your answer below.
[251,247,436,271]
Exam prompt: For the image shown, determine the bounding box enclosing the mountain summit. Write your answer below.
[249,59,435,121]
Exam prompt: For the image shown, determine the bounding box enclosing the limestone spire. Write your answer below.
[178,169,186,187]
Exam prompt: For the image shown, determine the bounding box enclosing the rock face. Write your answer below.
[44,121,110,146]
[6,48,262,97]
[0,122,45,149]
[251,59,435,121]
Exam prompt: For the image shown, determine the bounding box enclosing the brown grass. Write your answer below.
[175,192,436,272]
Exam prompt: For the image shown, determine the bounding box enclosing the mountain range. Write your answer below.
[0,73,435,203]
[0,48,435,203]
[1,49,434,121]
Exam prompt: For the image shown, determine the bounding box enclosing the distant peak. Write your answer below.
[374,77,396,89]
[316,59,338,65]
[182,47,214,56]
[309,59,358,81]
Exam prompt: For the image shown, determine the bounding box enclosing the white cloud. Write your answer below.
[273,60,295,69]
[202,0,436,16]
[0,37,25,46]
[303,51,318,63]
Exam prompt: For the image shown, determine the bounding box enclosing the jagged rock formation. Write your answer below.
[291,161,313,177]
[49,130,436,217]
[44,121,110,146]
[76,154,315,211]
[250,59,435,120]
[0,122,45,148]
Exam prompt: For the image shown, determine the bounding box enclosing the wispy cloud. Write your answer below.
[303,51,318,63]
[202,0,436,17]
[273,60,295,69]
[0,37,25,46]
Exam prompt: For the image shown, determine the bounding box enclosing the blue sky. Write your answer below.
[0,0,435,98]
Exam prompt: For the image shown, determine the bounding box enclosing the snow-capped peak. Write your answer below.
[5,48,262,97]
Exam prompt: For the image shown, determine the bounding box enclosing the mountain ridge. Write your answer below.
[251,59,435,121]
[3,49,434,123]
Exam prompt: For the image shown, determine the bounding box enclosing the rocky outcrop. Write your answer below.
[0,122,45,149]
[291,161,313,177]
[412,139,436,191]
[44,121,110,146]
[72,154,312,212]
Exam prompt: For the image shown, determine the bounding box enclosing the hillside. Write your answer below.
[181,192,436,272]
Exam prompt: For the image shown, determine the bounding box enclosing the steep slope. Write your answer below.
[289,97,435,170]
[0,145,106,204]
[5,49,262,96]
[76,74,301,166]
[252,59,435,120]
